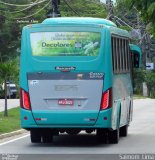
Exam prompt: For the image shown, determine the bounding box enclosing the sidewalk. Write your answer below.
[0,99,19,112]
[0,129,28,140]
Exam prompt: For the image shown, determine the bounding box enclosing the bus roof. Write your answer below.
[109,27,131,38]
[42,17,131,38]
[42,17,117,27]
[129,44,142,55]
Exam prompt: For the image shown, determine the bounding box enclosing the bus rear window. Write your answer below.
[30,32,101,56]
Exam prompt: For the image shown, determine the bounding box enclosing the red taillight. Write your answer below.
[100,88,112,110]
[20,89,31,110]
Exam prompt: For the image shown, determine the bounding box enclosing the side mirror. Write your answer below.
[129,44,142,68]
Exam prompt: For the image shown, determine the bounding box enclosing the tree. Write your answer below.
[59,0,107,18]
[133,69,146,95]
[118,0,155,37]
[145,71,155,98]
[0,10,20,62]
[0,59,19,117]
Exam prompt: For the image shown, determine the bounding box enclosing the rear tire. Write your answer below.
[120,125,128,137]
[96,129,108,143]
[108,128,119,144]
[42,129,53,143]
[30,129,41,143]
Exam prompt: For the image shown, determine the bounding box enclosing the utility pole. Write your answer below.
[106,0,113,21]
[47,0,61,18]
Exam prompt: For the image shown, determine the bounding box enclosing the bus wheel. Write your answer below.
[42,129,53,143]
[96,129,108,143]
[108,129,119,144]
[30,129,41,143]
[120,125,128,137]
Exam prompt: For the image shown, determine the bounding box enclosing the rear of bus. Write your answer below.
[20,18,114,143]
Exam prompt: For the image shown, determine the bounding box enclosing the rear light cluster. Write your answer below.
[20,89,31,110]
[100,88,112,110]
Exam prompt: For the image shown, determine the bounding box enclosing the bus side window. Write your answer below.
[112,37,117,73]
[129,44,142,68]
[134,53,140,68]
[112,36,130,73]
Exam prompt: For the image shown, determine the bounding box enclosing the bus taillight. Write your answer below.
[20,89,31,110]
[100,88,112,110]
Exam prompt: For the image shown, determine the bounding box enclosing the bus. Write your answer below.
[20,17,141,144]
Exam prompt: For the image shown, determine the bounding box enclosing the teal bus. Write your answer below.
[20,17,141,144]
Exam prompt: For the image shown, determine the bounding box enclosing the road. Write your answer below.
[0,99,155,155]
[0,99,19,112]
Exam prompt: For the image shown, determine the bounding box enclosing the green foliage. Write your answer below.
[114,0,136,34]
[133,68,155,98]
[0,59,19,84]
[119,26,131,32]
[133,69,146,95]
[0,21,20,62]
[0,0,50,51]
[118,0,155,37]
[145,71,155,98]
[60,0,107,18]
[0,59,19,93]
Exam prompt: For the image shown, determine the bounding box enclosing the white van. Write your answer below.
[2,81,17,99]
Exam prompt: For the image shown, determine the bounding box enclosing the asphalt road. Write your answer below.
[0,99,155,155]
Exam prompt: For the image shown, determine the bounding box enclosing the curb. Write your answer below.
[0,129,28,140]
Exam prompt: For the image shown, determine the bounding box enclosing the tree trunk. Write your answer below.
[4,80,8,117]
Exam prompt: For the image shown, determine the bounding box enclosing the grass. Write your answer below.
[0,107,20,134]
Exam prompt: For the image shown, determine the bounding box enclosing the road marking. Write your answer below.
[0,134,29,146]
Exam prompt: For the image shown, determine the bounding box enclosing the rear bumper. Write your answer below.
[20,108,112,129]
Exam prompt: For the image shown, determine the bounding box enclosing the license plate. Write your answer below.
[58,99,74,105]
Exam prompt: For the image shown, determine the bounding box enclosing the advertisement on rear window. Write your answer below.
[30,32,101,56]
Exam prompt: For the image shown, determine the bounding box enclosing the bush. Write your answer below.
[133,69,146,95]
[133,69,155,98]
[145,71,155,98]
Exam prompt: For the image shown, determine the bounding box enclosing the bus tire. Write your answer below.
[120,125,128,137]
[30,129,41,143]
[42,129,53,143]
[108,128,119,144]
[96,129,108,143]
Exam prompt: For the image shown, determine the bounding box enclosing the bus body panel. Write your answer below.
[28,72,103,125]
[20,108,112,128]
[112,73,133,130]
